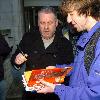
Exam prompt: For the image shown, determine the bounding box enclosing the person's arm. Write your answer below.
[0,34,11,57]
[37,53,100,100]
[11,47,26,70]
[11,30,40,70]
[0,34,11,68]
[11,32,29,69]
[55,39,100,100]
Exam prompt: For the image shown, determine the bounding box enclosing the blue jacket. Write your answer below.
[55,22,100,100]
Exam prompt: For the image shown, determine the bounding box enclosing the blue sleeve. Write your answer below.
[54,39,100,100]
[55,75,100,100]
[56,64,67,68]
[55,85,85,100]
[56,63,74,68]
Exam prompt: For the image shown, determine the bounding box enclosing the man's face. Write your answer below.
[38,12,58,39]
[67,10,87,32]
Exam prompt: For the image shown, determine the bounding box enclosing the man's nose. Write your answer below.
[44,23,49,29]
[67,14,72,23]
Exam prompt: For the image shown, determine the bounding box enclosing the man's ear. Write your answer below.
[56,19,58,27]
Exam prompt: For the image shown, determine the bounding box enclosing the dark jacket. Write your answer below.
[0,34,11,81]
[11,28,74,71]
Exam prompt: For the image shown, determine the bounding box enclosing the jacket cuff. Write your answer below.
[54,84,65,98]
[56,64,67,68]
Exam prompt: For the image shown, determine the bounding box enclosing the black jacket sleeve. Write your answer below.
[11,30,40,68]
[0,35,11,56]
[10,32,30,68]
[0,34,11,64]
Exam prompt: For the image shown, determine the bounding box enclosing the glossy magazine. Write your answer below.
[22,67,72,91]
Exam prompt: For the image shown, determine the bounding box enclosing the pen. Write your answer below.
[17,45,28,59]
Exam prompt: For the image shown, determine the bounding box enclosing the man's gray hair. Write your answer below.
[38,6,57,19]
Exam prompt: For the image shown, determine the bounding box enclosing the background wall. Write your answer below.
[24,0,61,6]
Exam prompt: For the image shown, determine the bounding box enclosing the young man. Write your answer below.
[11,7,74,100]
[36,0,100,100]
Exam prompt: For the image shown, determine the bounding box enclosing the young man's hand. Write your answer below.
[37,80,56,94]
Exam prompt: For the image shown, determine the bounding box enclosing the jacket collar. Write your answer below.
[77,22,100,50]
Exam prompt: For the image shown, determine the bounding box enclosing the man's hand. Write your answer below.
[15,53,28,65]
[37,80,56,94]
[46,66,56,69]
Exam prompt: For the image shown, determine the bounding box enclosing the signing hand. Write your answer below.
[15,53,28,65]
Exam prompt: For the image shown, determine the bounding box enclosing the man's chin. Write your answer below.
[42,36,51,40]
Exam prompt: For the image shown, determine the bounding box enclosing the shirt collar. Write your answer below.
[77,22,100,49]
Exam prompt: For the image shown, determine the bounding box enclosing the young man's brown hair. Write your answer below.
[60,0,100,21]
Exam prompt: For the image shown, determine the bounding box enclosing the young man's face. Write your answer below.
[67,10,87,32]
[38,12,58,39]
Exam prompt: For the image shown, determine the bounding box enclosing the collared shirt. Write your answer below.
[55,22,100,100]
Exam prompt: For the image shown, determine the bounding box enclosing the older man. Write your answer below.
[11,7,74,100]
